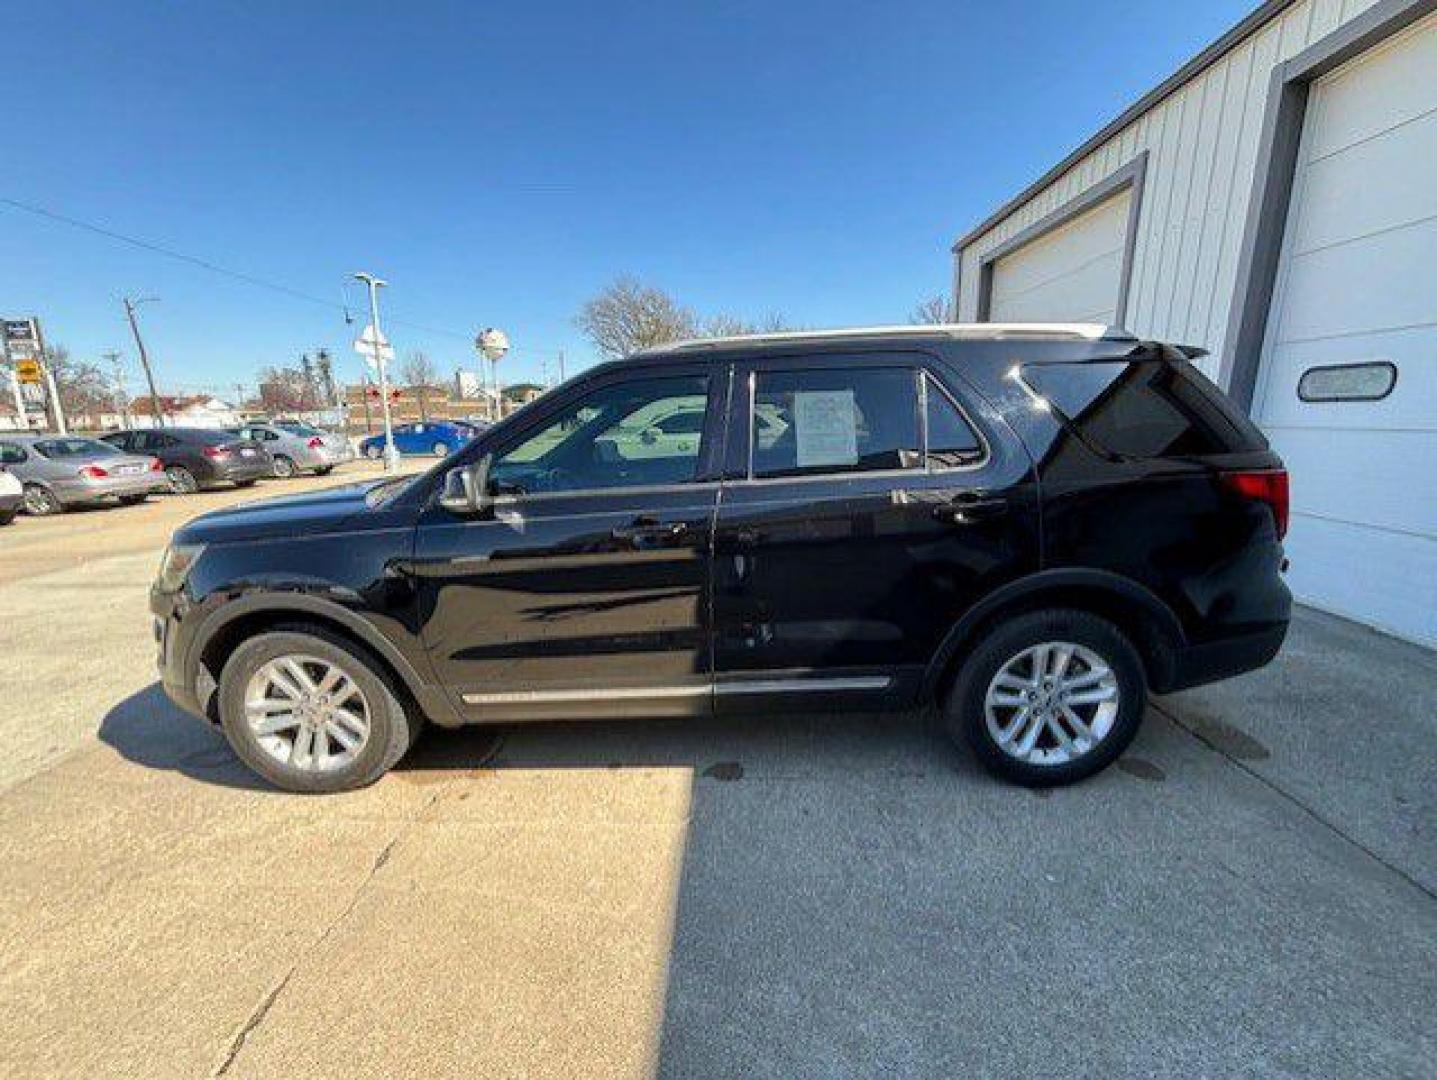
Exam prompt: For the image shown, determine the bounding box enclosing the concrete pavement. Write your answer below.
[0,474,1432,1078]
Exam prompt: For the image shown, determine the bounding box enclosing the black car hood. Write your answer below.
[174,481,391,544]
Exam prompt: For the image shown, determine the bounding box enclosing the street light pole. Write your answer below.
[353,272,398,471]
[123,297,165,428]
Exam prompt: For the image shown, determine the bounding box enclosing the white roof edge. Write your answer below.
[633,322,1132,356]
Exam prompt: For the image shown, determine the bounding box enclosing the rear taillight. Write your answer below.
[1221,469,1289,540]
[79,465,109,479]
[307,437,323,449]
[203,446,231,460]
[149,457,163,471]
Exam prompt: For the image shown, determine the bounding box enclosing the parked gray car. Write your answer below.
[229,421,354,478]
[0,434,169,515]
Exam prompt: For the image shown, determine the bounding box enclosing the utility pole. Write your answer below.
[353,272,398,470]
[232,382,247,421]
[558,348,566,383]
[123,297,165,428]
[103,351,130,428]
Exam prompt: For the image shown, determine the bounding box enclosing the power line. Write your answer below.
[0,195,476,343]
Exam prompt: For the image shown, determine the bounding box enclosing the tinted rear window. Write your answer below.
[1021,359,1267,459]
[33,438,120,458]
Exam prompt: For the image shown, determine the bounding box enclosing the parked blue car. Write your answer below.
[358,421,476,459]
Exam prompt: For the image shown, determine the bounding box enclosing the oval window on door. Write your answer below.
[1297,361,1397,403]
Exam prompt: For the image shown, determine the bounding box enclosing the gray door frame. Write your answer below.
[972,152,1149,324]
[1219,0,1437,411]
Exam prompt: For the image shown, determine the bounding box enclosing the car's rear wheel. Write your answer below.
[944,609,1145,787]
[218,628,422,793]
[0,505,16,526]
[432,441,448,457]
[117,494,148,505]
[364,444,382,460]
[314,465,334,476]
[271,454,296,479]
[22,484,62,516]
[166,466,199,495]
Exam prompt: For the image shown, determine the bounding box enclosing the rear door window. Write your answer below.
[751,367,921,479]
[923,374,984,468]
[1021,359,1267,458]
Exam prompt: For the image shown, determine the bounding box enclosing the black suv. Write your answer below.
[152,325,1290,792]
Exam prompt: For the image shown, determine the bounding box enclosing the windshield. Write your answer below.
[33,438,121,458]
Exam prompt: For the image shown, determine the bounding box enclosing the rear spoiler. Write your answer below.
[1133,340,1209,361]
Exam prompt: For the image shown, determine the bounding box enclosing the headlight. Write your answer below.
[156,542,206,593]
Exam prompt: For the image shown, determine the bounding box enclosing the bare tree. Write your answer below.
[576,276,698,359]
[701,311,797,337]
[256,366,310,414]
[910,294,957,324]
[402,350,441,420]
[43,345,112,420]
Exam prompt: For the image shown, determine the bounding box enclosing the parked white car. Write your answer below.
[0,465,21,525]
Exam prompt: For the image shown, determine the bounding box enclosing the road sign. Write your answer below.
[353,324,394,369]
[14,359,42,384]
[3,319,38,345]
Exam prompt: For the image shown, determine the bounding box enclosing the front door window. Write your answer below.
[490,375,710,495]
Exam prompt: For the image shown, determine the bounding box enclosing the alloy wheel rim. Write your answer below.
[167,467,197,494]
[984,640,1120,767]
[23,486,56,514]
[273,456,294,477]
[244,654,372,773]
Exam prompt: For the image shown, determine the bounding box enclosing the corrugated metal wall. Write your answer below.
[954,0,1378,381]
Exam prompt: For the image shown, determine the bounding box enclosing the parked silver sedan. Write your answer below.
[0,434,169,515]
[229,421,354,478]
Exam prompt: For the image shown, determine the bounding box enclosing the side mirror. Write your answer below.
[438,454,493,516]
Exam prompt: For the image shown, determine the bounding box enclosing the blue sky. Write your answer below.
[2,0,1253,397]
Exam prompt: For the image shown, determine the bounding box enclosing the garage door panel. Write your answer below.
[991,249,1122,323]
[1302,13,1437,161]
[1287,108,1437,255]
[1268,427,1437,536]
[1281,516,1437,647]
[1274,214,1437,344]
[988,190,1129,324]
[1258,324,1437,429]
[1255,13,1436,644]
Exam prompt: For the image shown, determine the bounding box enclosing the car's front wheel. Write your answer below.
[22,484,62,516]
[432,441,449,457]
[218,628,423,793]
[271,454,296,479]
[363,443,382,460]
[944,609,1145,787]
[166,466,199,495]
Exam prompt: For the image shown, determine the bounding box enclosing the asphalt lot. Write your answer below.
[1,468,1433,1078]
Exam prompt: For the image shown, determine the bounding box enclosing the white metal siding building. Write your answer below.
[953,0,1436,647]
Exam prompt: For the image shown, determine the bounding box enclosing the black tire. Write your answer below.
[314,465,334,476]
[118,493,148,505]
[234,479,258,488]
[0,505,17,526]
[166,466,199,495]
[22,483,63,516]
[271,455,296,479]
[943,609,1145,788]
[217,628,422,793]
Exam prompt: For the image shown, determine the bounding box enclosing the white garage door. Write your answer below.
[1254,12,1437,646]
[988,189,1131,324]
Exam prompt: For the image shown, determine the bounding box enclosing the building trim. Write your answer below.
[1219,0,1437,409]
[975,152,1149,325]
[953,0,1301,252]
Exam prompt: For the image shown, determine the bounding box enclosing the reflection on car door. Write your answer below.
[410,364,729,721]
[711,352,1041,712]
